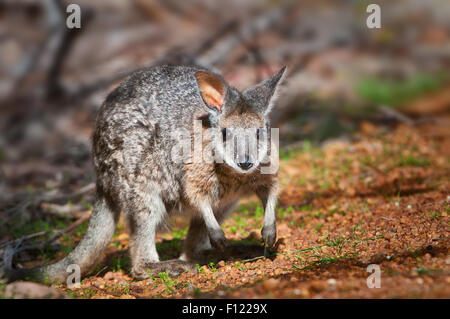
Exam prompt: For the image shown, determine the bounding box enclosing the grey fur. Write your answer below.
[5,64,285,283]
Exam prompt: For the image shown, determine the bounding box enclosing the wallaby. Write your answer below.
[5,64,286,283]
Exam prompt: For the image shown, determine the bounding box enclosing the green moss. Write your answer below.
[356,72,447,107]
[397,155,430,167]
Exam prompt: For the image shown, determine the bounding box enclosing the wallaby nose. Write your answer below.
[237,158,253,170]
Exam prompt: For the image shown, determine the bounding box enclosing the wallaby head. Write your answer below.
[195,66,286,174]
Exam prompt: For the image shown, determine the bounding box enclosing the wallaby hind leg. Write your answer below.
[127,191,194,279]
[180,201,237,264]
[127,191,165,279]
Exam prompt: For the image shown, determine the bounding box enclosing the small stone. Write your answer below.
[5,282,67,299]
[262,278,279,291]
[347,188,356,196]
[301,288,310,298]
[217,260,225,267]
[327,278,337,285]
[202,267,211,274]
[309,281,325,292]
[104,272,114,280]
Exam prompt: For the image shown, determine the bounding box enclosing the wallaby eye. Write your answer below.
[222,128,231,141]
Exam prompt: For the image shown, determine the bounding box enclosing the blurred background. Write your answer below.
[0,0,449,296]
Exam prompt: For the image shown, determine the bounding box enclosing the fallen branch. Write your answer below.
[197,1,295,67]
[3,211,91,267]
[40,202,87,219]
[377,105,415,125]
[2,183,95,221]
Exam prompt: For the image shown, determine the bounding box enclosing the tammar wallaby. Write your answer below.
[5,64,286,283]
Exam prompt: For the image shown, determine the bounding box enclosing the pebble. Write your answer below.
[327,278,337,285]
[262,278,279,290]
[274,268,283,275]
[5,282,67,299]
[309,281,325,292]
[104,272,114,280]
[321,246,329,253]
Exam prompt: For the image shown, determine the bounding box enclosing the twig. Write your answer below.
[377,105,415,125]
[190,19,238,57]
[33,183,95,206]
[4,211,91,259]
[241,256,266,263]
[360,160,388,177]
[0,230,50,250]
[381,217,398,221]
[2,183,95,217]
[197,1,295,67]
[40,202,87,219]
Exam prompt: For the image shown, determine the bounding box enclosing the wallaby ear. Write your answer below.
[243,66,286,115]
[195,71,226,113]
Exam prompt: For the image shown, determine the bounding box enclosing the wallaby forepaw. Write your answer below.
[208,228,227,251]
[261,223,277,247]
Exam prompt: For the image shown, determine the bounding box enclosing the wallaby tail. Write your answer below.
[4,195,119,284]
